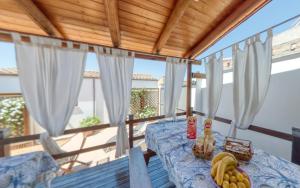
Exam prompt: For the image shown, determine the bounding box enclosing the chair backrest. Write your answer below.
[40,132,65,155]
[129,147,153,188]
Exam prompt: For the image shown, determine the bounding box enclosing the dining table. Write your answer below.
[0,151,58,188]
[145,117,300,188]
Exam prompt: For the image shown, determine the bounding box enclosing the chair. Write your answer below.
[129,146,153,188]
[40,132,90,174]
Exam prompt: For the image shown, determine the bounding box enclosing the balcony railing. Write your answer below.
[0,110,297,164]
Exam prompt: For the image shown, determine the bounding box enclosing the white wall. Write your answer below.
[0,75,159,129]
[132,80,157,88]
[193,57,300,161]
[0,76,21,93]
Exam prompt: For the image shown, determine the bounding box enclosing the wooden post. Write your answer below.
[292,127,300,165]
[128,114,134,148]
[186,62,192,116]
[92,78,96,116]
[0,128,10,157]
[23,106,30,136]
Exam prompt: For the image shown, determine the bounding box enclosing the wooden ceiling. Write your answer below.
[0,0,269,59]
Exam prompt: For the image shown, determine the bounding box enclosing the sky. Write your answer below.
[0,0,299,79]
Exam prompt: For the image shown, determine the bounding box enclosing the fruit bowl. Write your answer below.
[210,167,252,188]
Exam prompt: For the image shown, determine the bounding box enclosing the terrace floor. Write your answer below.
[9,124,147,171]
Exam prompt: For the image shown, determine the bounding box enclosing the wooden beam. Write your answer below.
[104,0,121,47]
[0,112,186,145]
[186,62,192,116]
[128,114,134,148]
[0,31,203,64]
[14,0,63,37]
[153,0,192,53]
[184,0,270,59]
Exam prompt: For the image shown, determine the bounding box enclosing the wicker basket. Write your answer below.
[192,141,215,160]
[224,137,253,161]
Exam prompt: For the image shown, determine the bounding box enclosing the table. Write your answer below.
[145,118,300,188]
[0,151,59,188]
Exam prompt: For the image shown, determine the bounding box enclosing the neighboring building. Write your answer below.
[0,68,158,92]
[0,68,158,133]
[195,22,300,160]
[221,22,300,70]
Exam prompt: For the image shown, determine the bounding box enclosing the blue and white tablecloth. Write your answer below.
[145,118,300,188]
[0,151,58,188]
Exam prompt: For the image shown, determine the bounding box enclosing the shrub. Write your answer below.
[80,116,101,128]
[138,105,156,119]
[0,97,25,136]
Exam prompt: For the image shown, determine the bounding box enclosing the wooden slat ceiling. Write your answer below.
[0,0,270,59]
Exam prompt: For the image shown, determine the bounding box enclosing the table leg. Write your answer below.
[144,149,156,166]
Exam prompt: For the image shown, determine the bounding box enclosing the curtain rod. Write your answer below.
[0,29,201,65]
[197,13,300,62]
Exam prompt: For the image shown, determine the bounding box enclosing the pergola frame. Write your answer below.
[2,0,295,161]
[0,0,270,116]
[0,0,270,58]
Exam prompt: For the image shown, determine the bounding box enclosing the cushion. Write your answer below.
[0,174,12,188]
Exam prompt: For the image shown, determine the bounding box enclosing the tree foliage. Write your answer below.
[0,97,25,136]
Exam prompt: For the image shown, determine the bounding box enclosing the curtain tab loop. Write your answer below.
[218,51,223,61]
[254,33,261,42]
[131,51,135,57]
[267,29,273,37]
[98,46,104,54]
[11,32,21,42]
[66,41,72,49]
[80,44,88,51]
[232,43,238,52]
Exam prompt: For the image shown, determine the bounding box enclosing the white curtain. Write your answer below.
[205,53,223,118]
[194,78,202,112]
[95,47,134,158]
[164,57,187,118]
[229,30,272,137]
[12,34,87,137]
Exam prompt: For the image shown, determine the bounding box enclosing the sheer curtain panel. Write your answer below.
[12,33,87,137]
[95,47,134,158]
[229,30,272,137]
[164,57,187,118]
[205,53,223,118]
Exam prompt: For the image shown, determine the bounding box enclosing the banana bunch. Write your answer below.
[211,152,251,188]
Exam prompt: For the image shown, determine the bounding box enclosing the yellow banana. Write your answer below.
[242,178,251,188]
[223,180,230,188]
[230,183,238,188]
[211,160,221,178]
[211,152,237,166]
[216,156,238,186]
[236,173,244,182]
[226,165,235,172]
[237,182,246,188]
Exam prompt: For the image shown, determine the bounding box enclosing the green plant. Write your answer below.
[131,89,146,105]
[80,116,101,128]
[138,105,156,118]
[0,97,25,136]
[131,89,158,118]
